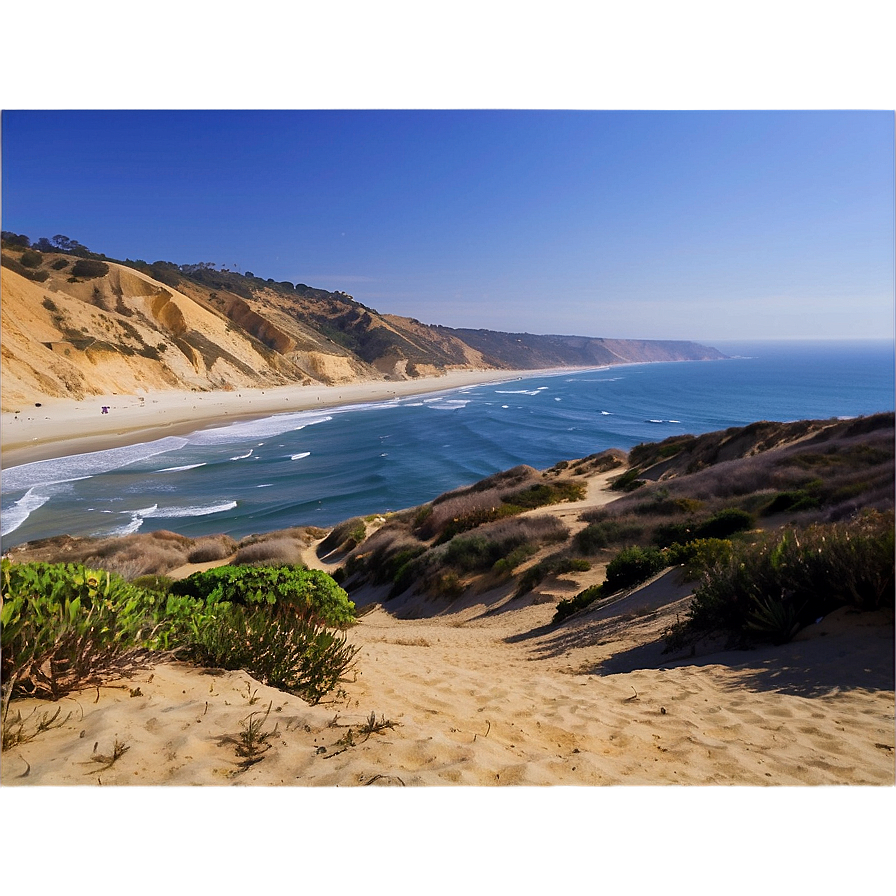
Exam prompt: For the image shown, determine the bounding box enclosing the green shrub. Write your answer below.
[169,565,355,628]
[130,574,175,595]
[604,546,668,592]
[667,511,895,649]
[1,560,164,699]
[184,605,357,705]
[503,480,586,509]
[20,249,43,268]
[492,543,539,575]
[51,258,69,270]
[514,555,591,596]
[575,519,644,553]
[762,490,821,516]
[443,534,506,573]
[553,583,606,623]
[655,508,753,547]
[611,468,646,491]
[666,538,733,578]
[653,520,695,548]
[70,258,109,279]
[694,507,754,539]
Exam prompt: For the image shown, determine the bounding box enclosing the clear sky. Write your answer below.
[2,109,893,343]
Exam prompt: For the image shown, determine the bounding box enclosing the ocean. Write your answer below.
[2,339,893,549]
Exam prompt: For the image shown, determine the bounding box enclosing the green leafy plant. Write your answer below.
[604,546,668,592]
[1,560,164,699]
[169,565,355,627]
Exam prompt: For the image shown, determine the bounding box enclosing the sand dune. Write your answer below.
[3,577,892,786]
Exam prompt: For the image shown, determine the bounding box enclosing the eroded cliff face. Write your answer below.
[1,243,725,409]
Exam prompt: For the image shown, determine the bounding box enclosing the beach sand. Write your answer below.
[1,368,571,467]
[3,562,892,787]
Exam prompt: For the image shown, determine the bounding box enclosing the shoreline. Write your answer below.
[1,367,590,468]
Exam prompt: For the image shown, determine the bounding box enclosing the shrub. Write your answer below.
[443,534,507,573]
[604,546,668,592]
[667,511,895,649]
[20,249,43,268]
[762,490,820,516]
[666,538,733,579]
[503,480,587,509]
[574,519,644,553]
[70,258,109,279]
[694,507,754,539]
[1,561,164,699]
[51,258,69,270]
[654,508,753,548]
[515,555,591,596]
[187,535,237,563]
[492,544,539,575]
[130,574,174,595]
[610,468,646,492]
[233,537,302,566]
[184,605,357,705]
[553,583,606,623]
[169,565,355,628]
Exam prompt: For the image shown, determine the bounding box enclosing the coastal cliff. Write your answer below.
[1,236,724,409]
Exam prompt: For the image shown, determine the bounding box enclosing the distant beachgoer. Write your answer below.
[101,406,109,414]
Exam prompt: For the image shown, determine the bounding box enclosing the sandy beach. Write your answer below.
[1,368,575,467]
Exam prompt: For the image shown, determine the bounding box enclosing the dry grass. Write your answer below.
[233,537,303,566]
[187,535,238,563]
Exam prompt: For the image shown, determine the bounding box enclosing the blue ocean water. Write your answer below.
[2,339,893,549]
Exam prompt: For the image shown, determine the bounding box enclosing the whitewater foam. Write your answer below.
[2,437,189,493]
[0,488,52,536]
[104,500,239,536]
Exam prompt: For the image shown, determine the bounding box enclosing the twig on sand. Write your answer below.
[474,720,491,742]
[625,686,638,702]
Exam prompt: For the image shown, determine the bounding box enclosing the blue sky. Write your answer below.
[2,109,893,342]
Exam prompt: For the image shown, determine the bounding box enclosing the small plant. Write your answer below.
[515,555,591,596]
[359,711,398,741]
[86,737,130,773]
[1,560,165,700]
[234,702,278,767]
[553,583,607,623]
[2,703,73,750]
